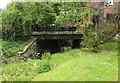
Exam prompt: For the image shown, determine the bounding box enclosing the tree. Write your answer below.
[2,2,56,40]
[98,1,104,36]
[1,1,119,48]
[54,2,88,28]
[83,1,119,47]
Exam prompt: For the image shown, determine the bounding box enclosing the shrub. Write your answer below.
[42,52,52,60]
[91,38,118,52]
[37,60,51,73]
[1,39,31,57]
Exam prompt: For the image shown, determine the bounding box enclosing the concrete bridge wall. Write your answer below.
[17,38,37,58]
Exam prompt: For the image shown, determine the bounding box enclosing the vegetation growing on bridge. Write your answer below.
[1,2,119,47]
[0,1,119,81]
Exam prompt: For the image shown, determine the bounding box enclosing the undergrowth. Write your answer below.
[0,38,118,81]
[1,38,32,57]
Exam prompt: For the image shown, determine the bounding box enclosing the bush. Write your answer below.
[37,60,51,73]
[42,52,52,60]
[98,38,118,51]
[81,21,118,48]
[91,38,118,52]
[1,39,31,57]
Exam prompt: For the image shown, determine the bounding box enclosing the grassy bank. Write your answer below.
[1,38,118,81]
[33,51,118,81]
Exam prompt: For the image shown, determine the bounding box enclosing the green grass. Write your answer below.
[33,51,118,81]
[1,38,118,81]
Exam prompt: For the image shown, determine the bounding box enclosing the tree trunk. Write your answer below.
[98,2,104,36]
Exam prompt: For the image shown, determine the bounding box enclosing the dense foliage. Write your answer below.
[2,2,56,40]
[1,39,31,58]
[1,2,89,40]
[1,2,119,81]
[1,2,119,47]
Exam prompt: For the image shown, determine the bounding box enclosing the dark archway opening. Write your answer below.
[36,39,82,58]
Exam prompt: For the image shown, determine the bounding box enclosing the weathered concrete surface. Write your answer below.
[32,33,83,39]
[17,38,37,58]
